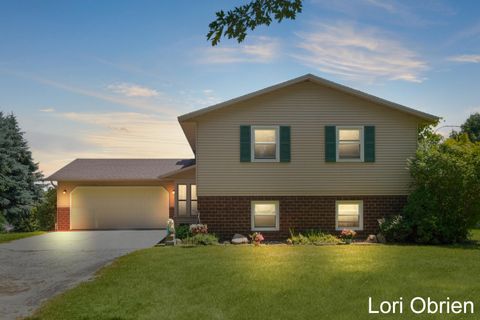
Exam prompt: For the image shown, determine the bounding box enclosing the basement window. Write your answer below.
[251,201,279,231]
[336,200,363,230]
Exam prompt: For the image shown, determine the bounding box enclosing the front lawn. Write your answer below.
[31,243,479,320]
[0,231,45,244]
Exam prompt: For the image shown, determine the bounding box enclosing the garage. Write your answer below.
[70,186,169,230]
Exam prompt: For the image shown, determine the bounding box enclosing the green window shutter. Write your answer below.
[280,126,291,162]
[364,126,375,162]
[325,126,336,162]
[240,125,251,162]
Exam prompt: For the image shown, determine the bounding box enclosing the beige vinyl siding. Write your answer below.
[195,81,419,196]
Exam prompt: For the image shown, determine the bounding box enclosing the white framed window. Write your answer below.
[177,184,188,216]
[251,126,279,162]
[190,184,198,215]
[337,126,364,162]
[251,201,279,231]
[336,200,363,230]
[176,183,197,216]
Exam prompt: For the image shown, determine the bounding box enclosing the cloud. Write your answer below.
[448,54,480,63]
[4,70,178,117]
[198,37,280,64]
[60,112,193,157]
[34,111,195,176]
[40,107,55,112]
[292,22,427,83]
[312,0,454,27]
[107,83,160,97]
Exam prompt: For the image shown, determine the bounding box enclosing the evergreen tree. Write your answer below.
[0,112,43,231]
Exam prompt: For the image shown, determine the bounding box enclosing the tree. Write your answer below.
[401,133,480,243]
[32,187,56,231]
[460,113,480,142]
[207,0,303,46]
[0,112,43,231]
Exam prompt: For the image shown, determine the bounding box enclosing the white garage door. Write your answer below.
[71,186,168,229]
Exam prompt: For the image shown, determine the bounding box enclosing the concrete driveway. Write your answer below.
[0,230,166,320]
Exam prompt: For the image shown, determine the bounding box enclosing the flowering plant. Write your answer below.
[249,232,264,246]
[189,224,208,235]
[339,229,357,243]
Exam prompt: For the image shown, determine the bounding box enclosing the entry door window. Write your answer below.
[176,184,197,216]
[191,184,198,215]
[177,184,188,216]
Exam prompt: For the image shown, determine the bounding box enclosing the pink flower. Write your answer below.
[250,232,264,244]
[340,229,357,239]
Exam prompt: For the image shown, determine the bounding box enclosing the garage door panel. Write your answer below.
[71,186,168,229]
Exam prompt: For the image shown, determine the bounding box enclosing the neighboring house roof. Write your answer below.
[178,73,439,122]
[46,159,195,181]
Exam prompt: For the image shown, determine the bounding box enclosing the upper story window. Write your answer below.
[337,127,363,162]
[252,126,279,162]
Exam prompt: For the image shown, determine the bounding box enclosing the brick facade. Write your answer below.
[198,195,407,240]
[56,207,70,231]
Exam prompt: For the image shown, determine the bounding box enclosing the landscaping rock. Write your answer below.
[231,233,248,244]
[366,234,377,243]
[376,233,386,244]
[223,241,230,245]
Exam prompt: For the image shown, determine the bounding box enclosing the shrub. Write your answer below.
[378,216,411,243]
[288,229,340,245]
[184,233,219,245]
[32,188,56,231]
[0,213,6,232]
[175,224,191,240]
[403,135,480,244]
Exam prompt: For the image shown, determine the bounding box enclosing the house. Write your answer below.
[47,74,438,239]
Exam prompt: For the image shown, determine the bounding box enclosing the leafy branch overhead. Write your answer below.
[207,0,303,46]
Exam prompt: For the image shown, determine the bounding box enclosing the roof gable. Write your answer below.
[178,74,439,122]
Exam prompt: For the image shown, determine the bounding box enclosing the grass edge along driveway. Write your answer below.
[30,237,480,320]
[0,231,45,244]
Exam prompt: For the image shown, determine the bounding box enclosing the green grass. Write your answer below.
[0,231,45,244]
[31,242,480,320]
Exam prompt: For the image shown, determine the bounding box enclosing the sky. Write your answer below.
[1,0,479,176]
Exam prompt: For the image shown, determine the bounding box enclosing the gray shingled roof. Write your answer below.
[46,159,195,181]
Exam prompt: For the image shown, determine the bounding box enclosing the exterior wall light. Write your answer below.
[62,189,67,194]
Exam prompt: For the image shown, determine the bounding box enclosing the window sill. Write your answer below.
[336,159,364,162]
[252,227,279,232]
[251,159,279,163]
[335,227,363,231]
